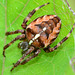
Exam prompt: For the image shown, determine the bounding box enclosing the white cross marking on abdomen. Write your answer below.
[29,27,47,45]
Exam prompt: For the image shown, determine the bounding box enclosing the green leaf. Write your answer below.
[0,0,75,75]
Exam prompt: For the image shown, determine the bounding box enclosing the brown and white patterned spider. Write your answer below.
[3,0,75,71]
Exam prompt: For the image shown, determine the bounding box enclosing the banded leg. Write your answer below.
[20,49,41,65]
[44,0,75,52]
[21,2,50,29]
[3,34,25,57]
[6,29,25,36]
[45,24,75,52]
[65,0,75,15]
[10,46,35,71]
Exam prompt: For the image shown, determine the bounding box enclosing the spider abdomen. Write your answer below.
[26,15,61,48]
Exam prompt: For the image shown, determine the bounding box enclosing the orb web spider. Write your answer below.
[3,0,75,71]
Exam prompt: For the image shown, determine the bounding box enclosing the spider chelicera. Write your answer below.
[3,0,75,71]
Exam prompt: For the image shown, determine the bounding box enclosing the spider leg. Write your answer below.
[48,0,75,52]
[20,49,41,65]
[6,29,25,36]
[3,34,25,57]
[65,0,75,15]
[45,24,75,52]
[21,2,50,29]
[10,46,35,71]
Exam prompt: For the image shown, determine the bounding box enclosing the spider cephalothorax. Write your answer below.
[3,0,75,71]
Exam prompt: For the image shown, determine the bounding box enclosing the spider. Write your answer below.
[3,0,75,71]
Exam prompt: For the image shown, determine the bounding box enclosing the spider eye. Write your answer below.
[20,42,28,51]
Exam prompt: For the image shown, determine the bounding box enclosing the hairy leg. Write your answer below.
[3,34,25,57]
[21,2,50,29]
[65,0,75,15]
[10,46,35,71]
[6,29,25,36]
[44,0,75,52]
[44,24,75,52]
[20,49,41,65]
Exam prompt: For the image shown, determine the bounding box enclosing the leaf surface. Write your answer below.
[0,0,75,75]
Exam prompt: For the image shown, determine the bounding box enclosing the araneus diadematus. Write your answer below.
[3,0,75,71]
